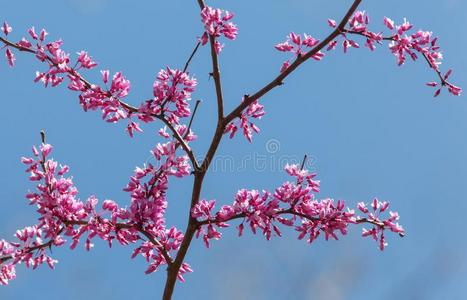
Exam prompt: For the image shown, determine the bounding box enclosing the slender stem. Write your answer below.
[341,29,393,41]
[187,100,201,134]
[195,208,405,238]
[183,41,201,73]
[300,154,308,170]
[162,173,204,300]
[196,0,225,120]
[421,52,446,84]
[40,130,46,144]
[0,36,36,54]
[208,34,225,121]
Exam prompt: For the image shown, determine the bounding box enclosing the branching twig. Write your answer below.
[183,41,201,73]
[341,28,448,85]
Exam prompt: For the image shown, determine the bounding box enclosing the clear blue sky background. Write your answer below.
[1,0,466,299]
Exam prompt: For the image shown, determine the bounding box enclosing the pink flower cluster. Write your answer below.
[382,17,461,96]
[331,11,383,52]
[274,11,461,96]
[192,164,404,250]
[275,32,324,72]
[200,6,238,54]
[224,98,265,142]
[139,67,197,126]
[357,199,404,251]
[1,22,14,66]
[0,143,192,285]
[0,23,136,125]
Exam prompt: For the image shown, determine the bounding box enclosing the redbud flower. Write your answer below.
[200,6,238,53]
[5,48,15,67]
[1,22,12,35]
[76,51,97,69]
[224,98,264,142]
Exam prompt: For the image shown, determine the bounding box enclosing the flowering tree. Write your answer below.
[0,0,461,299]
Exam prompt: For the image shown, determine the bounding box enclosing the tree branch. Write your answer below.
[224,0,363,125]
[208,35,225,121]
[196,207,404,237]
[0,37,199,170]
[0,219,174,268]
[183,41,201,73]
[196,0,224,120]
[341,29,448,85]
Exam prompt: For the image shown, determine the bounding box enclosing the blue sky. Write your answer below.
[1,0,466,299]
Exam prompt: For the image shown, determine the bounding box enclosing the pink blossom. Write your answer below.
[280,60,290,73]
[126,120,143,137]
[39,28,48,42]
[110,72,131,98]
[384,16,395,30]
[17,38,32,49]
[200,6,238,53]
[224,98,264,142]
[139,67,197,125]
[5,48,15,67]
[28,27,38,40]
[1,22,12,35]
[77,51,97,69]
[275,32,322,57]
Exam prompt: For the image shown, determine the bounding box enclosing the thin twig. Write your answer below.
[183,41,201,73]
[300,154,308,170]
[187,100,201,133]
[208,35,225,121]
[40,130,46,144]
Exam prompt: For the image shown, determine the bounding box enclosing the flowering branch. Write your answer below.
[223,0,364,125]
[0,220,174,267]
[0,227,65,265]
[0,35,200,170]
[340,27,460,96]
[182,41,201,73]
[192,164,404,251]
